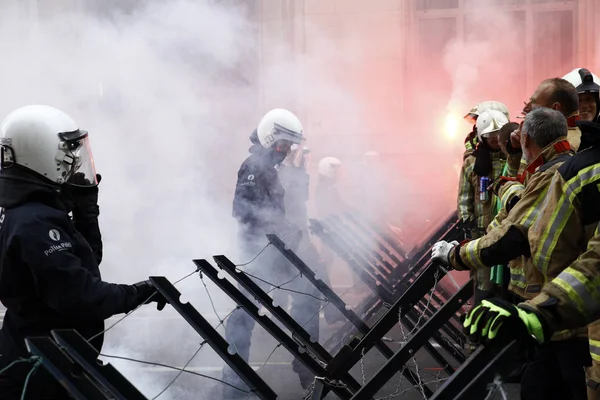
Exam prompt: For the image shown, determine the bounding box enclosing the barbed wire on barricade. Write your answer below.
[99,347,252,395]
[87,268,202,344]
[359,266,444,399]
[151,341,207,399]
[244,343,283,400]
[483,374,509,400]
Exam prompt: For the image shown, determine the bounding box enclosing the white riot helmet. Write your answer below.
[257,109,304,153]
[0,105,97,186]
[464,101,510,125]
[318,157,342,179]
[475,109,509,141]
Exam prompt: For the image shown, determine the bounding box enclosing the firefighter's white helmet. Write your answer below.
[562,68,600,121]
[464,101,510,125]
[475,109,509,141]
[562,68,600,94]
[256,108,304,149]
[0,105,97,186]
[318,157,342,178]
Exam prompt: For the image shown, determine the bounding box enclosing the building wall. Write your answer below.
[258,0,600,143]
[257,0,600,245]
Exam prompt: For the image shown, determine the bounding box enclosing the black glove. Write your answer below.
[67,173,102,220]
[133,280,169,311]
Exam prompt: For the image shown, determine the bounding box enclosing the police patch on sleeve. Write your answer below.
[43,228,73,256]
[240,174,256,187]
[49,229,61,241]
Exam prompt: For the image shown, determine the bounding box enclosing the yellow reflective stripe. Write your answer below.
[518,186,550,228]
[489,218,499,230]
[509,268,527,288]
[462,239,487,270]
[475,202,485,229]
[553,267,600,319]
[458,162,475,221]
[500,183,524,206]
[590,340,600,361]
[534,165,600,275]
[552,277,587,317]
[590,222,600,251]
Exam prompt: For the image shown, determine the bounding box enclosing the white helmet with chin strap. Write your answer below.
[562,67,600,94]
[562,67,600,120]
[318,157,342,178]
[464,101,510,125]
[0,105,97,186]
[475,109,509,142]
[257,108,304,151]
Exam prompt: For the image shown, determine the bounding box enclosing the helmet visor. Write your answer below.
[272,123,304,145]
[464,112,478,125]
[480,129,501,139]
[283,144,310,169]
[63,134,98,187]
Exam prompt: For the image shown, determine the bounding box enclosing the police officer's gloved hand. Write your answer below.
[463,298,549,346]
[133,280,169,311]
[68,173,102,220]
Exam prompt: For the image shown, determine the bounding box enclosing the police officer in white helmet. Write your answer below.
[0,105,168,399]
[225,108,316,397]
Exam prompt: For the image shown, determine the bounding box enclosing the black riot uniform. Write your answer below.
[232,130,291,253]
[0,166,166,400]
[223,130,318,397]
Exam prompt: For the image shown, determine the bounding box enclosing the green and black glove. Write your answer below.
[463,298,549,346]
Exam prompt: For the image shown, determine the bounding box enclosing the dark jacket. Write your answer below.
[0,167,142,364]
[232,132,287,239]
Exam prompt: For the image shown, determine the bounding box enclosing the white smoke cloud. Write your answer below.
[0,1,370,398]
[442,0,525,124]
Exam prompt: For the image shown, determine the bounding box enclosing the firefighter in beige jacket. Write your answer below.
[457,110,509,305]
[435,107,588,400]
[461,121,600,400]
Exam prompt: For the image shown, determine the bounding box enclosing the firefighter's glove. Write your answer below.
[67,173,102,220]
[463,298,545,346]
[431,240,459,268]
[133,280,169,311]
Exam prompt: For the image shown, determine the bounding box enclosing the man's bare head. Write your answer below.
[498,121,519,156]
[527,78,579,117]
